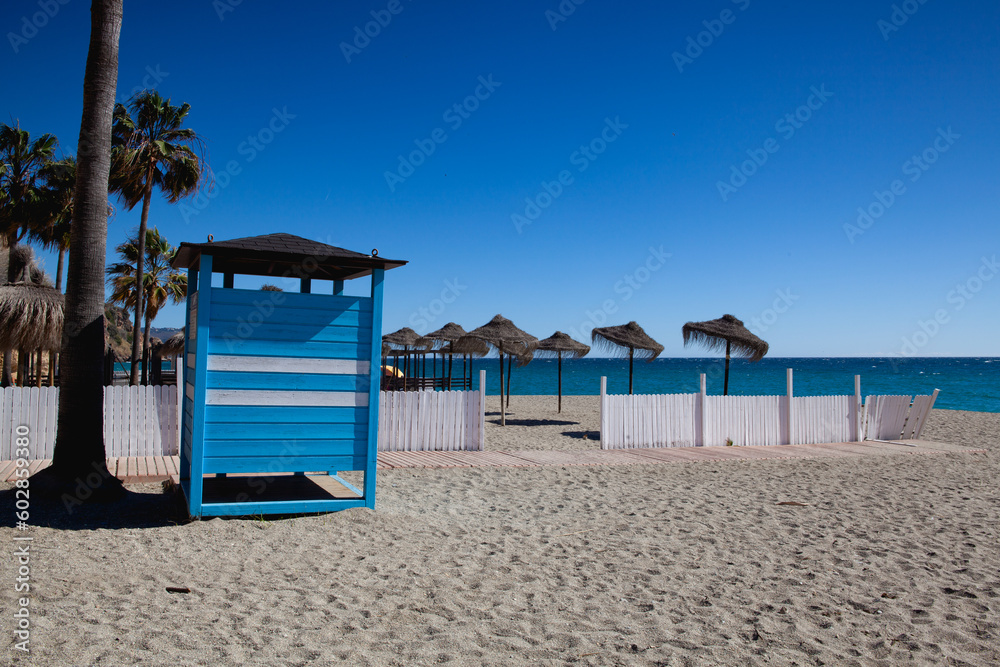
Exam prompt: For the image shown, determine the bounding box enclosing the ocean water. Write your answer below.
[432,357,1000,413]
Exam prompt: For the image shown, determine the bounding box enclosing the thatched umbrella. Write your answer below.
[682,314,768,395]
[424,322,481,390]
[536,332,590,413]
[455,315,537,426]
[158,331,186,357]
[0,284,64,352]
[382,327,431,390]
[591,321,663,395]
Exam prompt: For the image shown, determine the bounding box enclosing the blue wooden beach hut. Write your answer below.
[170,233,405,518]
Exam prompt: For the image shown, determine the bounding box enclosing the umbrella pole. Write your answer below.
[498,351,506,426]
[629,348,634,395]
[447,353,453,390]
[724,340,731,396]
[557,352,563,413]
[506,354,512,410]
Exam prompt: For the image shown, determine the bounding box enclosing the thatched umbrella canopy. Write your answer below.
[455,315,538,425]
[682,314,768,395]
[536,332,590,412]
[0,283,64,352]
[591,321,663,395]
[382,327,431,389]
[424,322,482,390]
[158,331,186,357]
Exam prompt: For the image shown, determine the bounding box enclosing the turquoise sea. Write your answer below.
[446,357,1000,413]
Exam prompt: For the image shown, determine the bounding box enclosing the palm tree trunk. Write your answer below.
[129,176,152,385]
[46,0,124,500]
[141,313,152,385]
[55,246,66,292]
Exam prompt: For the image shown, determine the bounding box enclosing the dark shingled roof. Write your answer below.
[171,232,406,281]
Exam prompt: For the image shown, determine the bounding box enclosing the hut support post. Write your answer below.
[300,278,311,294]
[724,340,731,396]
[364,268,385,509]
[557,351,563,413]
[223,273,234,289]
[333,280,344,295]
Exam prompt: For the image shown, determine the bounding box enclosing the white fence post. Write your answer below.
[698,373,706,447]
[478,370,487,451]
[786,368,794,445]
[854,375,862,442]
[599,376,607,449]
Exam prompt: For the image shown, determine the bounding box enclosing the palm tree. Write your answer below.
[107,228,187,384]
[111,90,206,385]
[0,123,58,386]
[37,156,76,292]
[43,0,125,501]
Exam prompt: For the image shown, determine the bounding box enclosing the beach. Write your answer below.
[1,402,998,666]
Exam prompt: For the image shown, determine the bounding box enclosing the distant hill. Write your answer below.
[150,327,182,341]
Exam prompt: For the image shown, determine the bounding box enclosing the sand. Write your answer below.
[1,403,998,666]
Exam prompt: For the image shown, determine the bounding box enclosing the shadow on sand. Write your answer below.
[561,430,601,441]
[487,418,579,427]
[0,484,190,531]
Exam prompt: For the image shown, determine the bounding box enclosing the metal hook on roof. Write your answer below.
[207,234,214,242]
[372,248,378,256]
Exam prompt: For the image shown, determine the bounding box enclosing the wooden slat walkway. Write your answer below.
[0,440,984,483]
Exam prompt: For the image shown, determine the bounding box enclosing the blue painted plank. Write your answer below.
[208,338,371,359]
[208,303,367,328]
[196,497,366,517]
[204,439,365,458]
[365,269,385,509]
[205,321,371,345]
[205,406,369,424]
[211,288,372,312]
[203,422,368,440]
[201,455,366,474]
[179,266,195,487]
[206,371,370,392]
[189,254,214,515]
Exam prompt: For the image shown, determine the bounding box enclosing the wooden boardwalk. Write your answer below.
[0,439,983,483]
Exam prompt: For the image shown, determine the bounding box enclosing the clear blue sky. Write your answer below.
[3,0,998,357]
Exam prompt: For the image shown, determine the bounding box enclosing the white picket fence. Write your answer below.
[377,371,487,452]
[3,370,488,460]
[1,385,181,459]
[600,372,938,450]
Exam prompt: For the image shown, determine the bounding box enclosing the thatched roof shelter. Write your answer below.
[536,332,590,412]
[424,322,467,347]
[0,283,64,351]
[591,322,663,394]
[682,314,768,395]
[456,315,538,425]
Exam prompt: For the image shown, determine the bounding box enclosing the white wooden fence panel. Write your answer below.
[792,395,853,445]
[704,395,784,447]
[864,395,913,441]
[601,392,699,449]
[2,386,178,460]
[376,389,484,452]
